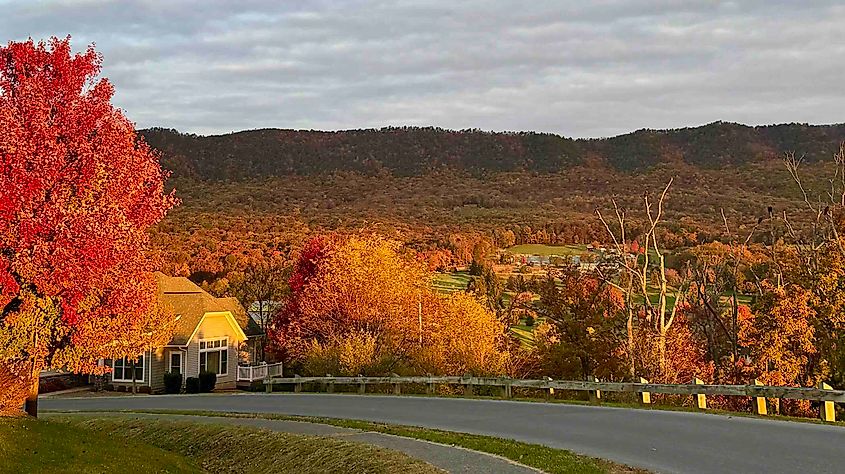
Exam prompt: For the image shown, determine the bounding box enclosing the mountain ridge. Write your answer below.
[140,121,845,181]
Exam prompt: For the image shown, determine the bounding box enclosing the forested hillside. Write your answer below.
[142,122,845,180]
[144,121,845,297]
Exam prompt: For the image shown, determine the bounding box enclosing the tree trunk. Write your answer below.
[627,309,635,378]
[24,370,39,417]
[131,360,137,394]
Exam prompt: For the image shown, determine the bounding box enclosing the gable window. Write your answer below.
[169,351,183,375]
[199,337,228,376]
[111,354,145,383]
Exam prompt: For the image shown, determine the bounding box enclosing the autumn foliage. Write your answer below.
[0,38,177,415]
[269,234,509,376]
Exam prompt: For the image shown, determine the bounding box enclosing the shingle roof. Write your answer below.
[155,273,263,345]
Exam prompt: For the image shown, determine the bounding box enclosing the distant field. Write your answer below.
[432,271,472,293]
[510,325,537,348]
[506,244,588,256]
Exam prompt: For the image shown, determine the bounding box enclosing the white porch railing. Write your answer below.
[237,362,283,382]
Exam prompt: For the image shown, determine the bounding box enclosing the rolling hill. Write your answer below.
[142,122,845,181]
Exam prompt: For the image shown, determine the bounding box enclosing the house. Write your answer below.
[105,273,263,393]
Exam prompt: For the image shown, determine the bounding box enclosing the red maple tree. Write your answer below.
[0,37,178,416]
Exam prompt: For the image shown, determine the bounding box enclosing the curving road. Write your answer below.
[43,393,844,474]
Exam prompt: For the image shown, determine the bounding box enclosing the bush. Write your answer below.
[163,372,182,394]
[302,332,395,376]
[185,377,200,394]
[198,371,217,392]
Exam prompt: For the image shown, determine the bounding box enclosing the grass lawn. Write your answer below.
[507,244,588,256]
[510,324,537,348]
[431,271,472,293]
[60,415,438,473]
[0,416,199,473]
[3,415,440,474]
[101,410,644,474]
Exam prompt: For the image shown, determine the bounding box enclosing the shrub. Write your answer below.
[198,371,217,392]
[163,372,182,394]
[185,377,200,394]
[302,331,394,376]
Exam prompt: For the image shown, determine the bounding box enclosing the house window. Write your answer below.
[112,354,145,382]
[199,337,228,376]
[169,352,183,375]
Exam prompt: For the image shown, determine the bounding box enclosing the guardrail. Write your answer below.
[264,375,843,422]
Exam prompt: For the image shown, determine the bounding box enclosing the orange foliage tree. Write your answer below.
[533,271,626,380]
[0,38,177,416]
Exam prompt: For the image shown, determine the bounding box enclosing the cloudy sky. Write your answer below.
[2,0,843,137]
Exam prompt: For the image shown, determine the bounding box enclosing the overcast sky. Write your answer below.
[2,0,843,137]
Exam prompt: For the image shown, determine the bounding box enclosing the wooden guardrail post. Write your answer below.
[638,377,651,405]
[587,375,601,403]
[544,376,554,401]
[694,378,707,409]
[426,374,435,395]
[326,374,334,393]
[500,378,512,399]
[463,375,473,396]
[391,373,401,395]
[753,379,766,416]
[294,374,302,393]
[358,375,366,395]
[266,378,273,393]
[819,381,836,422]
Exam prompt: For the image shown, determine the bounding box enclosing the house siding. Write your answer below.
[109,349,152,392]
[149,347,168,393]
[186,313,242,390]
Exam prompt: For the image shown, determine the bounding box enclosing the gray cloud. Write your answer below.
[2,0,843,137]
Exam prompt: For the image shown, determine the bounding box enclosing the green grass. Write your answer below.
[510,325,537,347]
[0,417,200,473]
[48,415,440,474]
[432,271,472,293]
[507,244,588,256]
[90,410,645,474]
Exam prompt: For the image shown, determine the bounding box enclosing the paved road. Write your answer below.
[43,393,845,474]
[47,412,537,474]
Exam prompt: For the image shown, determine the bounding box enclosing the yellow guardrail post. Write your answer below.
[694,378,707,409]
[753,379,766,416]
[545,376,554,401]
[638,377,651,405]
[588,375,601,403]
[819,382,836,422]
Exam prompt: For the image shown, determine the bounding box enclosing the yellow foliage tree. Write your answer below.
[273,234,509,376]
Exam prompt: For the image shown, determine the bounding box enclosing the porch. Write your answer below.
[236,362,283,388]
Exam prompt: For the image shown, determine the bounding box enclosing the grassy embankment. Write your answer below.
[73,410,644,474]
[1,416,439,474]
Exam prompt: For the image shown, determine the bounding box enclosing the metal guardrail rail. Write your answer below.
[263,375,843,422]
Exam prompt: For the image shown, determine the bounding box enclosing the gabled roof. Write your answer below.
[156,273,263,346]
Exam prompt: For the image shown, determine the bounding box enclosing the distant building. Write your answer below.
[248,300,281,329]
